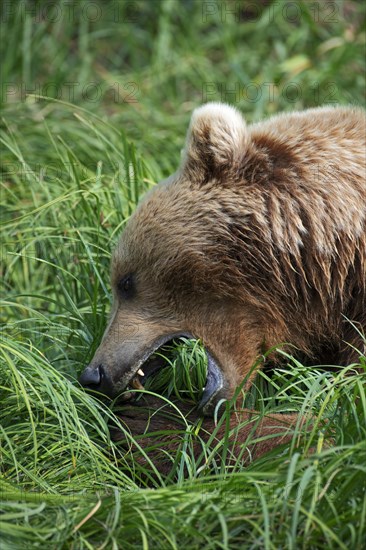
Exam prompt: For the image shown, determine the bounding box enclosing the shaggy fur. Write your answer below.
[112,395,307,478]
[106,104,365,398]
[81,103,365,469]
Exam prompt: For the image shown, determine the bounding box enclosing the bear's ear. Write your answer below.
[181,102,249,183]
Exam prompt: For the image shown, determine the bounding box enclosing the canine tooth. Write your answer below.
[130,377,144,390]
[137,368,145,377]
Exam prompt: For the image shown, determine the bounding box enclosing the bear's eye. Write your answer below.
[117,274,135,298]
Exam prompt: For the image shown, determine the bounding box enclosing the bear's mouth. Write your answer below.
[121,332,225,414]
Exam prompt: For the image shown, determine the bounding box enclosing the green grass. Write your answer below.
[1,1,366,548]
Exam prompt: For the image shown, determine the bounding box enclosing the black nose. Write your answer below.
[79,364,105,389]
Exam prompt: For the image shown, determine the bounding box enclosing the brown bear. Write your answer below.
[80,103,366,467]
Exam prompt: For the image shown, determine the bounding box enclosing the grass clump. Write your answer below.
[143,338,208,402]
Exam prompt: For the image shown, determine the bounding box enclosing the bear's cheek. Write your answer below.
[189,304,270,377]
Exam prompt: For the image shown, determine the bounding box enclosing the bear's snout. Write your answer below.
[79,363,113,395]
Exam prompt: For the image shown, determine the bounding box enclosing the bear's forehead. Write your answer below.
[124,179,221,235]
[111,183,227,279]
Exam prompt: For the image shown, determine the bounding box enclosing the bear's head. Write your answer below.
[79,103,286,414]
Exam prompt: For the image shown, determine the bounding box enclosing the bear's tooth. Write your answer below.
[137,368,145,377]
[130,377,144,390]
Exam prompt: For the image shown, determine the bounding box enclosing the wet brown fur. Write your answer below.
[113,395,309,479]
[87,103,366,472]
[181,106,366,358]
